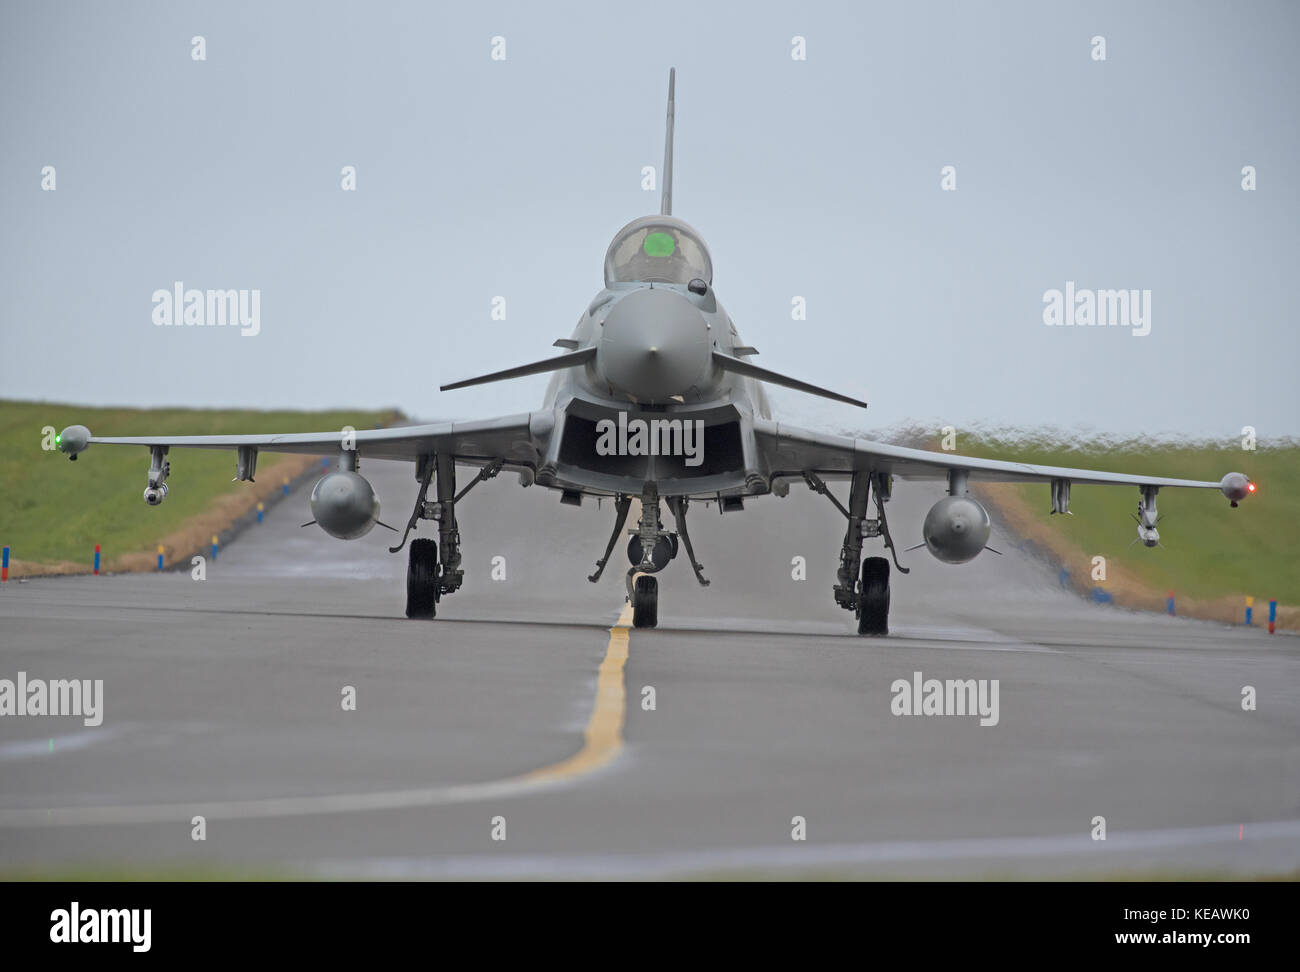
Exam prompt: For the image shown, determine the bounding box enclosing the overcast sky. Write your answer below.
[2,0,1296,440]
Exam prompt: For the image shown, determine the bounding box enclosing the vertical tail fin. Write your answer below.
[661,67,675,216]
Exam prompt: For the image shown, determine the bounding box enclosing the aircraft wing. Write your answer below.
[752,418,1242,493]
[64,413,545,468]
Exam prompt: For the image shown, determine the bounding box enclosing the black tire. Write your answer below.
[406,538,439,619]
[632,575,658,629]
[857,556,890,636]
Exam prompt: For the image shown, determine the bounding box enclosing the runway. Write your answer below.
[1,457,1296,878]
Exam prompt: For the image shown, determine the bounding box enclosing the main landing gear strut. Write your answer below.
[587,482,709,629]
[805,470,908,636]
[391,455,501,619]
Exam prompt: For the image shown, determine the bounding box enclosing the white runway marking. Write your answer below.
[0,728,123,762]
[308,819,1300,879]
[0,774,583,827]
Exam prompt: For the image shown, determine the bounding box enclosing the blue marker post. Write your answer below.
[1245,596,1254,627]
[157,545,164,571]
[1166,590,1175,616]
[1,545,8,583]
[257,501,264,524]
[211,535,219,562]
[282,477,289,496]
[93,544,101,575]
[1268,599,1277,635]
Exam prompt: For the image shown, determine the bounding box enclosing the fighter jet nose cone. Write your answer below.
[597,288,711,402]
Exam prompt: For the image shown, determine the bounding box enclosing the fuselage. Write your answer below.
[533,215,771,500]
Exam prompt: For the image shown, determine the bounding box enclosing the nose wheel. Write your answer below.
[631,575,659,628]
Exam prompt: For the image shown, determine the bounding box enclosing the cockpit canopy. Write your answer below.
[603,215,713,287]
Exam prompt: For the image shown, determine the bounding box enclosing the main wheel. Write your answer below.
[857,556,890,636]
[631,575,659,629]
[406,538,439,619]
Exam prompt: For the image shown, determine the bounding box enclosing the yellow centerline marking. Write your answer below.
[0,603,636,827]
[524,602,633,783]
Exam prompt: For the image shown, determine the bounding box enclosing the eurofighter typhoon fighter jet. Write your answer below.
[56,70,1256,634]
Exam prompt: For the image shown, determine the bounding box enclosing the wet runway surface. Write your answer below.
[1,458,1296,878]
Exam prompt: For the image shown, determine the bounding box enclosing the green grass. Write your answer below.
[956,431,1298,604]
[0,401,395,568]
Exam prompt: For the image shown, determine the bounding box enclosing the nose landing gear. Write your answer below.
[586,483,712,630]
[626,482,669,629]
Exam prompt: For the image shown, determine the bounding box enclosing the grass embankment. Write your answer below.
[952,432,1297,630]
[0,401,397,575]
